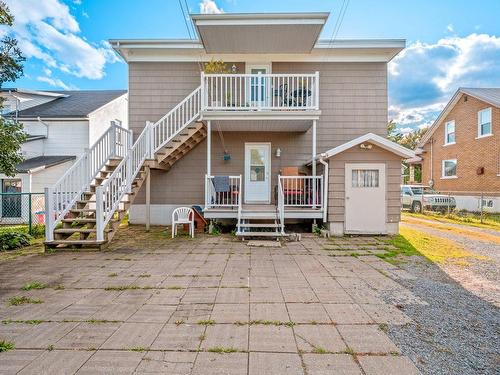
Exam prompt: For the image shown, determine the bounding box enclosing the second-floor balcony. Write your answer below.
[200,72,320,118]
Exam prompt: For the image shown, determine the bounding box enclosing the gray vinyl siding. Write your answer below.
[129,61,390,206]
[327,144,402,224]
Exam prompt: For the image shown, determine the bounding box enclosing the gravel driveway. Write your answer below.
[388,216,500,375]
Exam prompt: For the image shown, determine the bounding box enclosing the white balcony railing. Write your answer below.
[201,73,319,111]
[205,175,242,208]
[278,175,323,208]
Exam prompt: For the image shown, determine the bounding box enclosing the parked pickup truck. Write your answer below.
[401,185,456,213]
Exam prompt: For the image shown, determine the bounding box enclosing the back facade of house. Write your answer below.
[415,88,500,212]
[43,12,413,248]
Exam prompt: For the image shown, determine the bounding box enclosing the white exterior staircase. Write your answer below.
[44,87,205,249]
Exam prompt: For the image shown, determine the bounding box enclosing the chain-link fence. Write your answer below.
[402,188,500,224]
[0,193,45,235]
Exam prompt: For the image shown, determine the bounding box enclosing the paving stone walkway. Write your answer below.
[0,227,422,374]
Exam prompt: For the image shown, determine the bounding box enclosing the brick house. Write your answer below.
[411,88,500,212]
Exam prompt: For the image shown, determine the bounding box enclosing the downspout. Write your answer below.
[318,153,329,223]
[37,117,49,138]
[430,138,433,184]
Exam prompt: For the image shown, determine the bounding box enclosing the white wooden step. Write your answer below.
[236,231,283,237]
[238,223,280,228]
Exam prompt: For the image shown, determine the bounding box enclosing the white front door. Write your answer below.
[245,143,271,203]
[345,163,386,234]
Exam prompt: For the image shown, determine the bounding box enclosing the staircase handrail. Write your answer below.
[44,123,131,241]
[94,86,203,241]
[152,86,202,153]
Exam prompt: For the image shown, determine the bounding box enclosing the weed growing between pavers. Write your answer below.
[21,281,46,290]
[379,323,389,332]
[312,346,329,354]
[342,347,355,355]
[54,284,65,290]
[197,319,215,326]
[234,320,296,327]
[108,273,118,277]
[8,296,43,306]
[104,285,140,291]
[0,340,15,352]
[2,319,42,324]
[207,346,239,353]
[129,347,149,352]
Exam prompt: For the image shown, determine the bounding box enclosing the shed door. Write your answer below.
[345,163,386,234]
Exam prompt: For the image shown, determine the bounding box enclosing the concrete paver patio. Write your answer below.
[0,227,422,374]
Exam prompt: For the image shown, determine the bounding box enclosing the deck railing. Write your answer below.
[205,175,242,208]
[277,180,285,233]
[201,72,319,111]
[44,123,131,241]
[278,175,323,208]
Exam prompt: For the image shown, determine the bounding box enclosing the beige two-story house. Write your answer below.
[44,12,413,248]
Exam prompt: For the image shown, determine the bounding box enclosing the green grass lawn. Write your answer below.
[379,226,488,265]
[402,211,500,231]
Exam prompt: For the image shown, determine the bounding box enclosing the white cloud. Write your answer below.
[36,76,77,90]
[3,0,119,81]
[446,24,454,32]
[200,0,223,14]
[389,33,500,131]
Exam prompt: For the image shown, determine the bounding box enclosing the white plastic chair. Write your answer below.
[171,207,195,238]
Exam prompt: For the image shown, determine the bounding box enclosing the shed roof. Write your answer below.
[16,155,76,173]
[323,133,415,159]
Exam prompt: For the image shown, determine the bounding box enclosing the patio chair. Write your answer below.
[171,207,194,238]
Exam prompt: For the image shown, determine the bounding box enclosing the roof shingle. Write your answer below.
[15,90,127,118]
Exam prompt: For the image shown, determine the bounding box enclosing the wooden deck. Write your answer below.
[204,204,323,219]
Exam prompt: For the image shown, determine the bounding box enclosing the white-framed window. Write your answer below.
[442,159,457,178]
[478,108,492,138]
[444,120,455,145]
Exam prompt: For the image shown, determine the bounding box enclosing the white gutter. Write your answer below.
[37,117,49,138]
[318,154,329,223]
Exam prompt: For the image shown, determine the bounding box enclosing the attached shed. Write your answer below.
[323,133,414,236]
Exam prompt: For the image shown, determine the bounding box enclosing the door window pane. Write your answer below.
[250,166,265,181]
[352,170,379,187]
[250,68,266,102]
[250,149,265,165]
[249,148,266,181]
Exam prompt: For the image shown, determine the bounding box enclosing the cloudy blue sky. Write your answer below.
[2,0,500,133]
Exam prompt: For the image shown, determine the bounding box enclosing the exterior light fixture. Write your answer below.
[276,148,281,157]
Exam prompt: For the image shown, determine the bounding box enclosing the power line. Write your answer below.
[328,0,350,48]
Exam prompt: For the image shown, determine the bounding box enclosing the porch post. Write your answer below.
[145,166,151,231]
[312,119,317,207]
[207,120,212,176]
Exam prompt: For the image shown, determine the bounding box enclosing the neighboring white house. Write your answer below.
[0,88,127,224]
